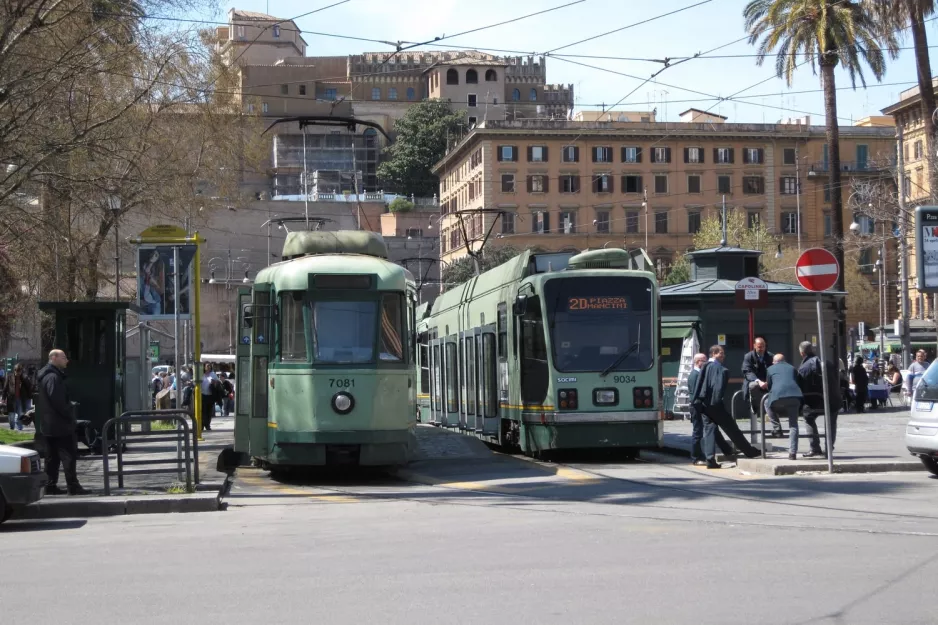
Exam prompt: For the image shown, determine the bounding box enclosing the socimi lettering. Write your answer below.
[567,296,628,311]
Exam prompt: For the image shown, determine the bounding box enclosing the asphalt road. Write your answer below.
[3,449,938,625]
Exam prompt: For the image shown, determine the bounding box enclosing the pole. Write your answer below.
[897,125,912,368]
[795,144,802,253]
[721,195,727,246]
[193,233,203,441]
[173,247,180,411]
[302,125,309,231]
[748,307,754,351]
[114,216,120,301]
[816,293,835,474]
[643,187,648,250]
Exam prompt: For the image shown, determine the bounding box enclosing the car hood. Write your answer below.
[0,444,36,459]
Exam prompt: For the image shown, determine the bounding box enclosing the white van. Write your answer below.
[0,444,44,524]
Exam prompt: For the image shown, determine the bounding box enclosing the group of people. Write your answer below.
[688,337,840,468]
[151,365,234,431]
[2,363,37,431]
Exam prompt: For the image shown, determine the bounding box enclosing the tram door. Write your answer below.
[234,288,252,455]
[429,336,444,424]
[248,285,273,458]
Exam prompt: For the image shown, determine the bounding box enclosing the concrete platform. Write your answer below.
[736,455,925,476]
[14,492,221,520]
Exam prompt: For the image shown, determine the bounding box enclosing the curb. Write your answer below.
[14,493,221,520]
[736,458,926,476]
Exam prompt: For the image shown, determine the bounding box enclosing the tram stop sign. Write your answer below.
[734,276,768,308]
[796,248,840,292]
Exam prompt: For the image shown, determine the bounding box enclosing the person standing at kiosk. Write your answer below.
[36,350,90,496]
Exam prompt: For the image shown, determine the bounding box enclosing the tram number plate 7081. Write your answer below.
[613,375,635,384]
[329,378,356,388]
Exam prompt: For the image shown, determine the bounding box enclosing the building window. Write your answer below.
[497,145,517,161]
[621,146,641,163]
[780,176,797,195]
[528,174,548,193]
[262,102,269,113]
[281,84,288,95]
[715,147,734,164]
[651,147,671,163]
[743,176,764,194]
[626,211,639,233]
[783,147,796,165]
[560,175,580,193]
[371,87,381,100]
[512,88,520,101]
[533,211,550,233]
[446,68,459,85]
[246,103,254,113]
[685,147,703,164]
[748,211,760,229]
[405,228,423,238]
[824,183,831,203]
[917,167,924,192]
[743,147,764,164]
[781,211,799,234]
[485,69,497,81]
[859,248,873,273]
[655,211,668,234]
[824,212,832,237]
[528,145,547,162]
[654,174,668,194]
[467,94,477,107]
[903,172,911,198]
[299,84,307,96]
[592,146,613,162]
[466,69,478,84]
[236,25,245,39]
[560,211,577,234]
[407,87,415,100]
[388,87,398,100]
[717,175,731,194]
[529,88,537,101]
[595,211,610,234]
[501,174,515,192]
[688,210,701,234]
[562,146,579,162]
[468,116,477,127]
[593,174,612,193]
[272,24,280,38]
[915,140,923,160]
[502,213,515,234]
[622,175,642,194]
[855,213,874,235]
[687,175,701,194]
[324,88,337,100]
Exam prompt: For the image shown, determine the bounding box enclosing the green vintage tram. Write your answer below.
[416,247,661,456]
[233,231,418,469]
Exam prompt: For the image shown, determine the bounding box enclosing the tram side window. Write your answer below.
[418,333,430,394]
[254,291,271,344]
[432,343,441,411]
[520,296,549,404]
[497,303,508,360]
[380,293,404,362]
[466,338,476,416]
[279,292,308,361]
[445,342,458,413]
[483,333,497,417]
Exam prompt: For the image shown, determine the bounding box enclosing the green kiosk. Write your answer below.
[38,301,129,452]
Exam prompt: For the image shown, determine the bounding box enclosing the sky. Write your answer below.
[216,0,938,125]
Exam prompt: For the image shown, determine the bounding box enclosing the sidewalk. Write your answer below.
[661,406,924,475]
[8,414,233,521]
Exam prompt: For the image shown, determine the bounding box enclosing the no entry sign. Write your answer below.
[796,248,840,292]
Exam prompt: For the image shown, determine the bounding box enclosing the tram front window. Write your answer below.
[545,277,654,373]
[311,300,376,363]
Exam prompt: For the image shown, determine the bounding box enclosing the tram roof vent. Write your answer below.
[567,248,632,270]
[281,230,389,260]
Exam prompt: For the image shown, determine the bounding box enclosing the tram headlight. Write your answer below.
[593,389,618,406]
[332,392,354,415]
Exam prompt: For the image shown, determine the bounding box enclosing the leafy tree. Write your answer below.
[662,255,691,285]
[388,197,415,213]
[442,245,546,286]
[377,100,467,197]
[744,0,898,294]
[693,209,780,255]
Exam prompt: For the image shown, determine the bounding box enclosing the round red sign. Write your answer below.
[796,248,840,292]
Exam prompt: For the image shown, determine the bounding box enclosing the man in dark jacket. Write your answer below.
[742,337,780,437]
[797,341,840,459]
[765,354,804,460]
[692,345,761,468]
[36,350,89,495]
[687,352,733,465]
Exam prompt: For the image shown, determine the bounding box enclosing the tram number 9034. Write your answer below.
[613,375,636,384]
[329,378,356,388]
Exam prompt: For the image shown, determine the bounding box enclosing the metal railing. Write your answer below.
[101,410,199,496]
[732,390,831,461]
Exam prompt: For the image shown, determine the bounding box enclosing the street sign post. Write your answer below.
[796,248,839,474]
[735,277,768,348]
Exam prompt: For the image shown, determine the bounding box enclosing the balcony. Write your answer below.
[807,158,896,175]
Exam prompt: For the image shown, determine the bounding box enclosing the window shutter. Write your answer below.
[608,175,614,193]
[636,147,642,163]
[637,175,643,192]
[665,147,672,163]
[512,146,518,162]
[650,148,657,164]
[574,175,580,193]
[698,147,704,163]
[683,147,689,163]
[532,214,539,233]
[542,146,549,162]
[743,149,750,164]
[573,146,580,162]
[759,177,765,194]
[757,148,764,163]
[591,147,598,163]
[527,146,532,162]
[729,148,735,163]
[497,147,504,162]
[713,148,719,163]
[543,175,549,193]
[621,147,628,163]
[526,176,532,193]
[543,212,551,233]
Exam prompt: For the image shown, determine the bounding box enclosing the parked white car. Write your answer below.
[906,360,938,476]
[0,444,44,524]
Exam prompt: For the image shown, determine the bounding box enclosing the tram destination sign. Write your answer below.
[567,296,628,311]
[915,206,938,293]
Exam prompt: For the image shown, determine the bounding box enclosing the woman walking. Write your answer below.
[3,364,33,431]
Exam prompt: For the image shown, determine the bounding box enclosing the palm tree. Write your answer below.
[866,0,937,202]
[744,0,898,296]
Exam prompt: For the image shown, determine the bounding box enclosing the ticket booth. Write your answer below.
[38,301,130,451]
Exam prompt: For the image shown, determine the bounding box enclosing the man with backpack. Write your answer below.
[797,341,840,459]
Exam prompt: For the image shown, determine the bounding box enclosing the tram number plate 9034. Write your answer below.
[329,378,356,388]
[613,375,635,384]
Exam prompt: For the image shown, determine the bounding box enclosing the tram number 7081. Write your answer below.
[329,378,356,388]
[613,375,636,384]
